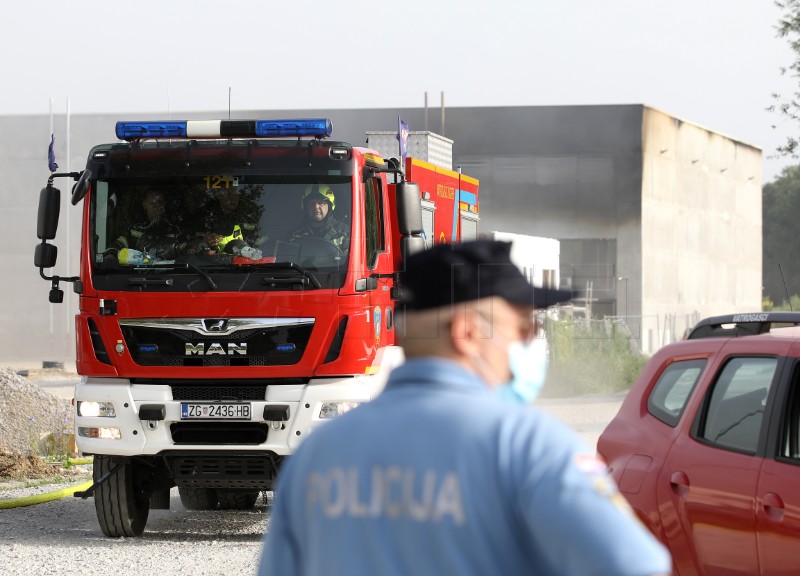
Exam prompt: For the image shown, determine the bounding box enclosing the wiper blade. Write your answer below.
[255,261,322,289]
[178,262,218,290]
[128,262,217,290]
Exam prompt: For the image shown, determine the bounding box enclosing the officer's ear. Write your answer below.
[450,307,483,357]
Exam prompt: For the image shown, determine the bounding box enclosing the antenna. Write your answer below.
[228,87,231,119]
[779,263,794,311]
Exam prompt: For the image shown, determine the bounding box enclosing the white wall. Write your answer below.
[640,107,762,353]
[489,231,560,288]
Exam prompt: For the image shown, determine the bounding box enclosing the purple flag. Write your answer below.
[48,134,58,172]
[396,117,409,169]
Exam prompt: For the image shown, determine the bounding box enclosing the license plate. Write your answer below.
[180,403,251,420]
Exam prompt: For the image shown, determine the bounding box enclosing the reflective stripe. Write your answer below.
[216,224,243,250]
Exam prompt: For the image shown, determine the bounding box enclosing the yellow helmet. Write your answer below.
[302,183,335,211]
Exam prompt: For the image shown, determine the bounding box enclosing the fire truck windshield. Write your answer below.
[91,176,352,291]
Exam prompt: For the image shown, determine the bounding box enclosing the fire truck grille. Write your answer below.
[120,322,313,367]
[170,422,269,445]
[171,384,267,401]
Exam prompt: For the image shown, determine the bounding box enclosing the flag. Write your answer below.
[396,116,409,169]
[48,134,58,172]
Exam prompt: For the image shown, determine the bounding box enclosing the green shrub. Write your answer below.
[767,293,800,312]
[543,319,647,397]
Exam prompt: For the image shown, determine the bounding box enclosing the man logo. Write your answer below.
[203,319,228,332]
[185,343,247,356]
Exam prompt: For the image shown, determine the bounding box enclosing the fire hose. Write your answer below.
[0,458,93,509]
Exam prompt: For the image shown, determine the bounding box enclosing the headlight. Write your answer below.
[78,427,122,440]
[318,402,360,419]
[77,401,116,417]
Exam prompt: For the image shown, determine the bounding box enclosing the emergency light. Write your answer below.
[115,118,333,141]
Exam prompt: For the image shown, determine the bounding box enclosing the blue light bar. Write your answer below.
[115,118,332,141]
[255,118,332,138]
[116,121,188,140]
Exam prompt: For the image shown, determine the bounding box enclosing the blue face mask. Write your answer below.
[496,337,549,405]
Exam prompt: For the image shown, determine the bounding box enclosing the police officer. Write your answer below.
[259,239,672,576]
[287,183,349,252]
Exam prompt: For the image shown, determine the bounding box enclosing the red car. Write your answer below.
[598,312,800,576]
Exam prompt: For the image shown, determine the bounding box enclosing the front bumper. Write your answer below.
[73,375,378,456]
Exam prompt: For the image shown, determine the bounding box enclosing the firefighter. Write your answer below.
[259,240,671,576]
[107,189,182,261]
[287,184,349,252]
[190,187,263,258]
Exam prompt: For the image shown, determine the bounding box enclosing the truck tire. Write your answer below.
[178,486,219,510]
[217,490,259,510]
[93,455,150,537]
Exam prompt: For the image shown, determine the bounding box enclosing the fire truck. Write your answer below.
[33,118,479,537]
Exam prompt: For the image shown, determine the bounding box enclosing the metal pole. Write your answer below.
[65,97,72,351]
[440,91,445,137]
[456,165,461,241]
[616,276,628,325]
[49,98,54,339]
[424,91,428,132]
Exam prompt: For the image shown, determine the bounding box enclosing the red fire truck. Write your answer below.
[34,118,479,537]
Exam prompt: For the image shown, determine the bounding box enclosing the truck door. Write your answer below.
[364,175,394,346]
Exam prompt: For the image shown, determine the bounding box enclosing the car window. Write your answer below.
[781,363,800,460]
[648,359,707,427]
[700,357,777,454]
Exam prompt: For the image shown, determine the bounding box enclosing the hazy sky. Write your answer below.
[3,0,796,181]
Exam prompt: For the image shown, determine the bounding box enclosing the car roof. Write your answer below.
[687,312,800,340]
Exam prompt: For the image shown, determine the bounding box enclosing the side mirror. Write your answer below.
[37,186,61,240]
[396,182,423,236]
[34,243,58,269]
[400,235,426,260]
[71,169,93,205]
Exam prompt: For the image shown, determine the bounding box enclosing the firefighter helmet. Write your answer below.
[302,184,335,211]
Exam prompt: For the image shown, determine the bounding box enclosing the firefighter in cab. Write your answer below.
[288,184,349,252]
[192,185,264,260]
[107,189,182,263]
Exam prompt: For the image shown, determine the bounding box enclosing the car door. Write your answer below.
[756,358,800,576]
[657,355,779,575]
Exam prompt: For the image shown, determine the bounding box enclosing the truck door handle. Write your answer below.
[670,471,690,497]
[762,492,785,522]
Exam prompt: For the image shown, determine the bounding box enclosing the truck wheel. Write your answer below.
[178,486,219,510]
[217,490,259,510]
[93,455,150,537]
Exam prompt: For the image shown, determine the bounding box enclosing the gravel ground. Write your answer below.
[0,491,270,576]
[0,366,269,575]
[0,367,75,456]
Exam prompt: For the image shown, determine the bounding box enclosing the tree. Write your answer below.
[771,1,800,156]
[763,164,800,302]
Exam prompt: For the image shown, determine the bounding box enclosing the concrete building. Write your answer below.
[3,104,761,362]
